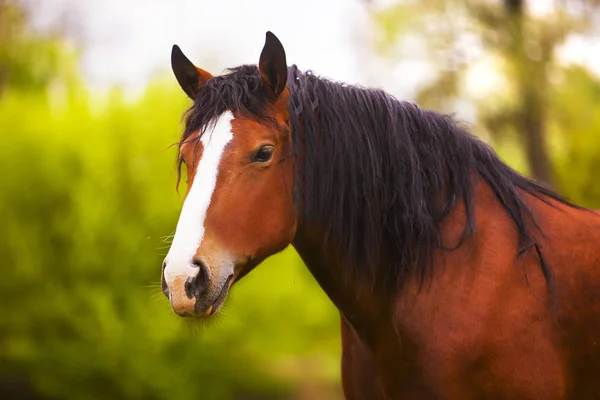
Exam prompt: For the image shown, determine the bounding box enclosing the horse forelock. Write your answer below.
[176,65,278,190]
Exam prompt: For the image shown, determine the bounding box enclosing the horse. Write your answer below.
[160,31,600,399]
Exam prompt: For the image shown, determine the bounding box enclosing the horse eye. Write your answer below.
[253,146,274,163]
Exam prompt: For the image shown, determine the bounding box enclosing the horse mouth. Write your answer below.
[202,275,233,317]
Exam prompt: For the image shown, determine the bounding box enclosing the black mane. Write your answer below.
[180,64,575,299]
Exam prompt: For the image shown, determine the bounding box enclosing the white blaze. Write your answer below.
[164,112,234,285]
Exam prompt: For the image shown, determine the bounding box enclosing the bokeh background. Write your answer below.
[1,0,600,399]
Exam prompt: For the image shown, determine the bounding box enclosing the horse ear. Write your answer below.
[171,45,213,99]
[258,31,288,101]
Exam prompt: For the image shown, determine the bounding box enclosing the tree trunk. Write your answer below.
[504,0,554,186]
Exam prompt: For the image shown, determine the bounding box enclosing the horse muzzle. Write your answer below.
[161,257,234,317]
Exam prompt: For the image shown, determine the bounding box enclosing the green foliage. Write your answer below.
[548,66,600,208]
[0,0,75,94]
[0,82,342,400]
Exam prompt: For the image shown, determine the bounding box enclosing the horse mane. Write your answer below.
[179,63,576,300]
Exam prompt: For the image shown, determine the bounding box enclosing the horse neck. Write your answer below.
[292,225,390,342]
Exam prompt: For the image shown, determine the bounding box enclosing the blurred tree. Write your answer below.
[498,0,553,184]
[370,0,600,190]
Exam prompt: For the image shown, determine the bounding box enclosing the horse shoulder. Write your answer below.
[388,182,571,399]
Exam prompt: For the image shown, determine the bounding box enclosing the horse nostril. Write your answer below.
[161,261,169,299]
[184,258,210,299]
